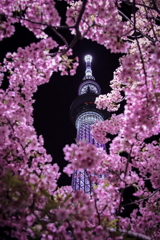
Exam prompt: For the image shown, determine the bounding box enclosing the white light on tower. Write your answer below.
[85,54,92,63]
[85,54,92,76]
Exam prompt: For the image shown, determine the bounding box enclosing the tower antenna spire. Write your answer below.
[85,54,93,77]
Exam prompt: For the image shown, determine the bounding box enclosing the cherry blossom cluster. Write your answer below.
[0,24,79,240]
[62,137,160,238]
[91,114,124,144]
[63,141,104,175]
[66,0,131,53]
[0,0,61,39]
[95,90,123,112]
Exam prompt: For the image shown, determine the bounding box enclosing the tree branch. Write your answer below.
[118,9,156,44]
[133,0,149,102]
[122,187,160,207]
[122,0,155,10]
[117,145,133,215]
[75,0,88,28]
[151,0,160,15]
[108,167,127,184]
[142,0,158,42]
[10,15,74,30]
[121,229,151,240]
[61,0,88,54]
[49,25,69,47]
[95,199,101,225]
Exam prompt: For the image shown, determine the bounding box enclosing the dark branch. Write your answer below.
[49,26,69,47]
[151,0,160,15]
[94,199,101,225]
[61,0,88,54]
[122,187,160,207]
[75,0,88,28]
[118,9,156,44]
[117,145,133,215]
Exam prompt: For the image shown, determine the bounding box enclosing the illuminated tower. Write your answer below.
[70,55,109,194]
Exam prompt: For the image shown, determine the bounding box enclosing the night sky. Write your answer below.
[0,1,122,187]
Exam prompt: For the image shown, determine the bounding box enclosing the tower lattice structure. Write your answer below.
[70,55,109,194]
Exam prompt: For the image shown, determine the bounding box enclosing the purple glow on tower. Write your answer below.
[71,111,106,193]
[76,111,105,148]
[71,55,106,194]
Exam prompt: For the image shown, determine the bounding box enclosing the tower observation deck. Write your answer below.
[70,55,109,194]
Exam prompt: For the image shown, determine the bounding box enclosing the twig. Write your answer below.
[121,229,151,240]
[133,0,149,102]
[121,28,134,37]
[99,204,108,215]
[151,0,160,15]
[82,23,95,38]
[67,220,76,239]
[10,15,74,29]
[122,187,160,207]
[142,0,158,42]
[122,0,155,10]
[62,0,88,54]
[49,25,69,47]
[75,0,88,28]
[95,199,101,225]
[105,227,151,240]
[117,145,133,215]
[107,167,127,184]
[8,15,69,47]
[118,9,156,44]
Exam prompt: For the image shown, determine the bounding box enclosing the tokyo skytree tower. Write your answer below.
[70,55,109,194]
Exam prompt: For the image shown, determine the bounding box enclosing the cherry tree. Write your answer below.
[0,0,160,239]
